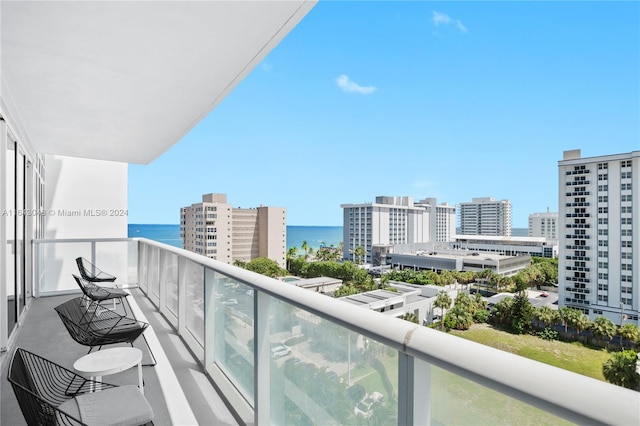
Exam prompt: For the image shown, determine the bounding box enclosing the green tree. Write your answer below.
[565,309,591,340]
[350,245,366,264]
[602,350,640,390]
[245,257,285,278]
[618,324,640,350]
[489,297,514,327]
[590,316,617,348]
[558,307,574,334]
[511,293,533,334]
[286,246,298,271]
[533,306,555,329]
[572,313,591,340]
[301,240,311,260]
[434,290,452,331]
[445,304,474,330]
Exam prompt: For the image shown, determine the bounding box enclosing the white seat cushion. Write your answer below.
[58,385,154,426]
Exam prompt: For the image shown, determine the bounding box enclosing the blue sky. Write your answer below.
[128,0,639,227]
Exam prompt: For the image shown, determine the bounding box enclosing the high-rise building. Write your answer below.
[558,149,639,324]
[528,211,558,241]
[181,193,286,268]
[341,196,455,264]
[459,197,512,236]
[417,198,457,243]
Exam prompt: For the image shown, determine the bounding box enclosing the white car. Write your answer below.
[222,298,238,306]
[354,392,384,418]
[270,345,291,358]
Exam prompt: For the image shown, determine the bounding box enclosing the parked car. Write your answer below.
[270,345,291,358]
[354,391,384,418]
[540,292,549,297]
[222,298,238,306]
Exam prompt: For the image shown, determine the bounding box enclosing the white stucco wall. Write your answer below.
[44,155,127,239]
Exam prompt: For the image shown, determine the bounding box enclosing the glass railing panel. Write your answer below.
[92,241,134,287]
[148,246,160,299]
[269,300,399,425]
[209,274,255,404]
[138,243,148,292]
[38,242,92,293]
[429,365,570,425]
[162,252,179,319]
[184,259,204,346]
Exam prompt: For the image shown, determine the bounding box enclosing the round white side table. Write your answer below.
[74,347,144,394]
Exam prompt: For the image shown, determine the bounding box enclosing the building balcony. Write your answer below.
[2,237,639,425]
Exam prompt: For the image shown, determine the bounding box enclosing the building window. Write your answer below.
[598,295,608,302]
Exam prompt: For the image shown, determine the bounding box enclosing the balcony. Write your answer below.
[2,237,639,425]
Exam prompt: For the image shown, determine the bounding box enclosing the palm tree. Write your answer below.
[558,307,574,333]
[286,246,298,271]
[534,306,555,328]
[350,245,366,264]
[618,324,640,350]
[602,350,640,390]
[573,314,591,341]
[301,240,310,260]
[434,290,452,331]
[566,310,591,341]
[590,316,617,348]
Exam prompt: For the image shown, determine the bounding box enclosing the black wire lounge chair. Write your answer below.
[73,274,130,317]
[55,297,150,352]
[76,257,116,284]
[8,347,154,426]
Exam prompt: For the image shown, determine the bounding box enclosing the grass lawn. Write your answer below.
[450,323,611,381]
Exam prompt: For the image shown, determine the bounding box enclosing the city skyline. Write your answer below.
[128,1,639,227]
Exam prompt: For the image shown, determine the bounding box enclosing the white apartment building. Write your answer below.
[181,193,286,268]
[416,197,457,242]
[459,197,512,236]
[559,149,639,324]
[341,196,455,264]
[529,211,558,241]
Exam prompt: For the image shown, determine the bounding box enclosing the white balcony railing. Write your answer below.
[34,238,640,425]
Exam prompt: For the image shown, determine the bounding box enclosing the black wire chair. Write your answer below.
[7,348,154,426]
[76,257,116,284]
[55,297,149,352]
[73,274,130,317]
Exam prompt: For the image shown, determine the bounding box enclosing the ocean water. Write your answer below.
[128,224,183,248]
[287,226,343,250]
[128,224,343,250]
[129,224,528,250]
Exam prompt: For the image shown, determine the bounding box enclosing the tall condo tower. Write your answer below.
[459,197,512,236]
[558,149,639,324]
[181,193,287,268]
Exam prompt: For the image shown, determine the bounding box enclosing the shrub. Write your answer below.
[536,327,559,341]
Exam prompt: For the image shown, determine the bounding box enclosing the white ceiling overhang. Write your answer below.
[0,0,316,164]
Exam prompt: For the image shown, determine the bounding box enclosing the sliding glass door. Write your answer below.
[5,139,26,335]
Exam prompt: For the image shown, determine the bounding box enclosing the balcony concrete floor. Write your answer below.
[1,291,239,426]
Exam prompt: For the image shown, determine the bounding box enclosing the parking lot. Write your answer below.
[485,289,558,309]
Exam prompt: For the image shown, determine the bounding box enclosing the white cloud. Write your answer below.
[432,11,467,34]
[335,74,377,95]
[432,11,452,26]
